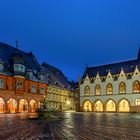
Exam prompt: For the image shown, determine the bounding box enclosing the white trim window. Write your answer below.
[16,81,23,90]
[0,64,4,71]
[0,79,4,89]
[40,87,45,94]
[31,85,36,93]
[14,64,25,73]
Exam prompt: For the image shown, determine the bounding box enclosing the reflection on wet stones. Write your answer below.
[50,112,140,140]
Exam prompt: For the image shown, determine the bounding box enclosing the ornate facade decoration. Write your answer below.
[80,49,140,113]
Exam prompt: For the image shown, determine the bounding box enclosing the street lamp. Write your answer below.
[66,101,70,105]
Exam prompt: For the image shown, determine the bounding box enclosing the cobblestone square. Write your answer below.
[1,112,140,140]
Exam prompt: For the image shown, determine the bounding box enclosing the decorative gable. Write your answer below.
[84,74,90,84]
[106,70,113,81]
[95,72,101,82]
[133,65,140,77]
[118,68,126,79]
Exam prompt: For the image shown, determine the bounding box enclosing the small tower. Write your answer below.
[16,41,18,49]
[137,47,140,60]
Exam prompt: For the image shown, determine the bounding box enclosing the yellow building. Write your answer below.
[41,62,78,111]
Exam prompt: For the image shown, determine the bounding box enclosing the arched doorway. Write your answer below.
[93,100,103,112]
[29,100,37,112]
[19,99,28,112]
[0,97,6,113]
[7,98,17,113]
[83,100,92,112]
[118,99,130,112]
[106,100,116,112]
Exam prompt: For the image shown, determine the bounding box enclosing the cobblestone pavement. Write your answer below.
[0,113,51,140]
[50,112,140,140]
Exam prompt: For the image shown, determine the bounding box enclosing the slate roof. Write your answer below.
[82,52,140,79]
[0,42,40,72]
[41,62,71,90]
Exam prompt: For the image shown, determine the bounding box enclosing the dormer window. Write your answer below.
[26,70,33,79]
[0,64,4,71]
[14,64,25,73]
[38,74,44,81]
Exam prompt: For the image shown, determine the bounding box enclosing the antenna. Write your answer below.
[15,41,18,49]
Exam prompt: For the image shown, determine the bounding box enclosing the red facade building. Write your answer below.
[0,42,47,113]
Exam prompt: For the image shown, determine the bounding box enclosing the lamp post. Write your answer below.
[66,100,71,111]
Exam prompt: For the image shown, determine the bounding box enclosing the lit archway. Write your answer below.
[19,99,28,112]
[83,100,92,112]
[29,100,37,112]
[106,99,116,112]
[7,98,17,113]
[38,102,41,109]
[118,99,130,112]
[93,100,103,112]
[0,97,6,113]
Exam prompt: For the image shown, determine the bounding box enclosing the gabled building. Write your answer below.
[41,62,78,111]
[80,49,140,112]
[0,42,47,113]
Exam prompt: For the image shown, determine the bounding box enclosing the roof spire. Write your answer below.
[137,47,140,60]
[86,64,88,68]
[15,40,19,49]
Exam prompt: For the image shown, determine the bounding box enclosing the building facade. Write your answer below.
[41,62,78,111]
[80,49,140,113]
[47,86,76,111]
[0,42,47,113]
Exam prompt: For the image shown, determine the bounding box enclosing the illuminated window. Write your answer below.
[106,83,113,94]
[133,81,140,93]
[84,85,90,96]
[95,84,101,95]
[0,79,4,89]
[135,99,140,106]
[119,82,126,94]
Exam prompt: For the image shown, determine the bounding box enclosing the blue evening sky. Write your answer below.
[0,0,140,81]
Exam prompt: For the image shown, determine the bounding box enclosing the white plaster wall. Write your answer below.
[80,71,140,110]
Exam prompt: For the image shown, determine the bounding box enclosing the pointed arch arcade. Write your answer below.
[93,100,103,112]
[118,99,130,112]
[83,100,92,112]
[105,99,116,112]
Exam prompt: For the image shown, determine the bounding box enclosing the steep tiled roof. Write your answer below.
[0,42,40,71]
[41,62,71,90]
[82,58,140,79]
